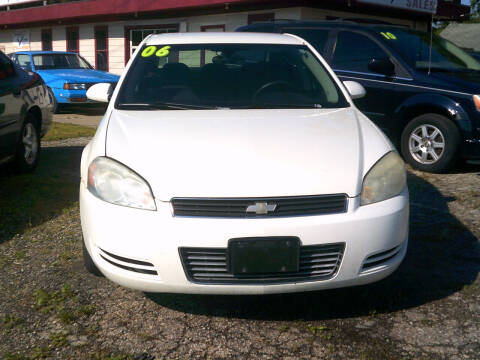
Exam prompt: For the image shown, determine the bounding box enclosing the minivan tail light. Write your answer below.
[474,95,480,112]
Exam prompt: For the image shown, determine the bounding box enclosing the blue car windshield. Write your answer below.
[33,54,93,70]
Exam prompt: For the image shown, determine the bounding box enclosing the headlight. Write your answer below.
[473,95,480,112]
[87,157,156,211]
[360,151,406,206]
[64,83,87,90]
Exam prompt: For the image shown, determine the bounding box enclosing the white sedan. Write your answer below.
[80,32,408,295]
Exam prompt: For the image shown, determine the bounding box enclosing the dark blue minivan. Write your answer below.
[238,21,480,173]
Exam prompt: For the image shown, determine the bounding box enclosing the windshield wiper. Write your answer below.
[249,103,323,109]
[117,102,218,110]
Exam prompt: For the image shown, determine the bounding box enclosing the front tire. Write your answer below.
[48,88,60,114]
[82,237,103,277]
[14,114,40,173]
[400,114,460,173]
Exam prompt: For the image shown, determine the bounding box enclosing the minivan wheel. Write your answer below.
[82,237,103,277]
[14,114,40,173]
[400,114,459,173]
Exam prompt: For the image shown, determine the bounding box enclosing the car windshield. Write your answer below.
[377,28,480,72]
[116,43,349,110]
[32,54,92,70]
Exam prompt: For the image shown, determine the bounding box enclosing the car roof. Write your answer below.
[237,20,408,33]
[12,51,79,55]
[145,32,304,45]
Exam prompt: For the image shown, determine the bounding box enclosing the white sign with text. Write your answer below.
[357,0,438,14]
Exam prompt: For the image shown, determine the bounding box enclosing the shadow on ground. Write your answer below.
[0,145,83,244]
[57,104,107,116]
[147,170,480,320]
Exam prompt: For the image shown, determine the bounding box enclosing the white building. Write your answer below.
[0,0,470,75]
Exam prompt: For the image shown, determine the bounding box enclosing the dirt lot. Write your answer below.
[0,116,479,359]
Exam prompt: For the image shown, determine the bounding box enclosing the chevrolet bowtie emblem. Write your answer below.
[246,202,277,215]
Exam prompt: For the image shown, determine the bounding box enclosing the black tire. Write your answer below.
[400,113,460,173]
[14,114,41,173]
[48,88,60,114]
[82,237,103,277]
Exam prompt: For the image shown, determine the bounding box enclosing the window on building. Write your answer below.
[41,29,52,51]
[66,27,79,53]
[332,31,389,73]
[248,13,274,25]
[95,26,108,71]
[200,25,225,66]
[125,25,179,63]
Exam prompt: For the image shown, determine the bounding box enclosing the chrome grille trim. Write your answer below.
[179,243,345,284]
[172,194,348,218]
[361,245,402,271]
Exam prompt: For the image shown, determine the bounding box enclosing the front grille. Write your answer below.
[361,244,402,271]
[99,248,157,275]
[179,243,345,284]
[172,194,348,218]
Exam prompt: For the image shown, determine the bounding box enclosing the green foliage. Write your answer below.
[43,122,96,141]
[1,314,24,329]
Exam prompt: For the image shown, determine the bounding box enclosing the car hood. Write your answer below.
[36,69,120,84]
[106,108,383,201]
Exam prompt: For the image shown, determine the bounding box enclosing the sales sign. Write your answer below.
[357,0,438,14]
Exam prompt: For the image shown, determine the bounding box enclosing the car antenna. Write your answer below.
[428,13,433,75]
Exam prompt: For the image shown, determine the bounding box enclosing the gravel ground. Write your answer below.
[0,137,479,360]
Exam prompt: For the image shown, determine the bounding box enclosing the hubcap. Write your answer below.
[22,123,38,165]
[408,124,445,165]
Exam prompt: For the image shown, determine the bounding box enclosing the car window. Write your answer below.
[116,43,349,110]
[0,51,15,80]
[281,28,330,54]
[377,28,480,72]
[332,31,389,73]
[32,53,92,70]
[15,54,33,71]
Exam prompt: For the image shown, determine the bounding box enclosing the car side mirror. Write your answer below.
[86,83,112,103]
[368,58,395,77]
[343,81,366,100]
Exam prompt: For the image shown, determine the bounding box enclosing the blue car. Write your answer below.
[8,51,119,112]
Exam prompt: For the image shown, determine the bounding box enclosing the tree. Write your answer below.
[472,0,480,19]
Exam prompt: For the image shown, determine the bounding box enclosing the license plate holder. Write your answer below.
[228,237,300,275]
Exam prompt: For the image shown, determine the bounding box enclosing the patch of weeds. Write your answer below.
[462,283,479,297]
[92,353,135,360]
[49,331,69,348]
[1,314,24,329]
[369,309,378,317]
[279,324,289,332]
[0,255,10,270]
[60,249,74,262]
[14,250,26,260]
[2,352,30,360]
[30,346,50,360]
[43,122,96,141]
[306,324,328,336]
[33,284,95,324]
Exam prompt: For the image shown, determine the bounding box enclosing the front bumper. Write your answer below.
[80,183,409,295]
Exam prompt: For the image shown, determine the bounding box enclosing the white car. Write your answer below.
[80,32,409,295]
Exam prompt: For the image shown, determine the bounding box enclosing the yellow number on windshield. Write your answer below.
[156,46,171,57]
[141,46,157,57]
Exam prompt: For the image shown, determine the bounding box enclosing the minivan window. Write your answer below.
[378,28,480,72]
[281,28,330,54]
[332,31,389,74]
[116,43,349,110]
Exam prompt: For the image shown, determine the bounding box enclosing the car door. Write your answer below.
[328,30,396,133]
[0,52,24,159]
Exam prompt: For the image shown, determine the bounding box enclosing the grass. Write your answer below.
[43,122,96,141]
[0,142,82,244]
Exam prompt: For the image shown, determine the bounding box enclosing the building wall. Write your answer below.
[0,6,421,75]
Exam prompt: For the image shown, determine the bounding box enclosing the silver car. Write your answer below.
[0,50,52,172]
